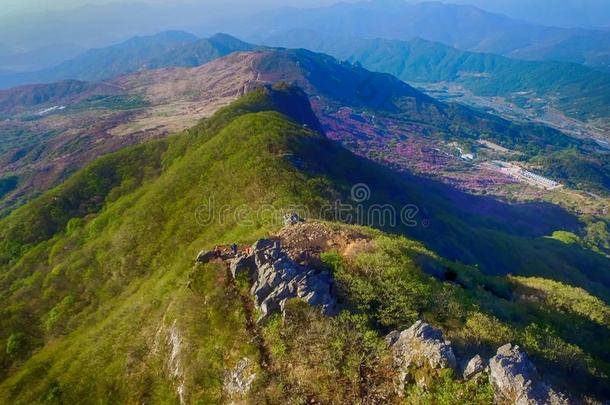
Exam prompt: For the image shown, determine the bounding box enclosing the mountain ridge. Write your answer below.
[0,85,608,402]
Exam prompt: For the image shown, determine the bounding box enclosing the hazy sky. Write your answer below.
[1,0,609,53]
[2,0,610,28]
[0,0,349,16]
[0,0,362,50]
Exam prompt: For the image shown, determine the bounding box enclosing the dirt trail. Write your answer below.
[277,221,374,266]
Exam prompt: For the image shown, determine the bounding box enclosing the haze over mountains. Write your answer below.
[240,0,610,70]
[2,0,610,74]
[0,32,256,89]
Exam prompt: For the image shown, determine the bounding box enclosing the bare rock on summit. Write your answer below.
[489,343,571,405]
[387,320,457,389]
[243,239,338,321]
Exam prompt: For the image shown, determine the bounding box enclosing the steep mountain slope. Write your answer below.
[0,86,608,403]
[0,85,325,404]
[263,29,610,128]
[240,0,610,70]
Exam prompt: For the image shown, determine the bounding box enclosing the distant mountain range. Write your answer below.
[262,29,610,126]
[0,32,256,89]
[5,28,610,131]
[239,0,610,70]
[3,1,610,73]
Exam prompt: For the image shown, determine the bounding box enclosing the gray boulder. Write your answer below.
[246,239,338,321]
[251,239,275,252]
[463,354,487,380]
[489,344,571,405]
[253,240,282,268]
[387,320,456,389]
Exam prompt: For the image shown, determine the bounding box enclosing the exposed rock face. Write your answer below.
[387,320,456,389]
[489,344,571,405]
[463,354,487,380]
[246,238,338,321]
[153,319,188,404]
[224,357,256,401]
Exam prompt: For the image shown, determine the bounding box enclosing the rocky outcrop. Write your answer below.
[387,320,456,389]
[385,331,571,403]
[224,357,256,402]
[489,344,571,405]
[463,354,487,380]
[244,238,338,321]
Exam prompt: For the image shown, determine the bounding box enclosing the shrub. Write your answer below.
[261,301,397,404]
[404,369,494,405]
[5,333,25,357]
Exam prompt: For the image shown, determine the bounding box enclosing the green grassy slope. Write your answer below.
[0,85,608,403]
[0,84,338,403]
